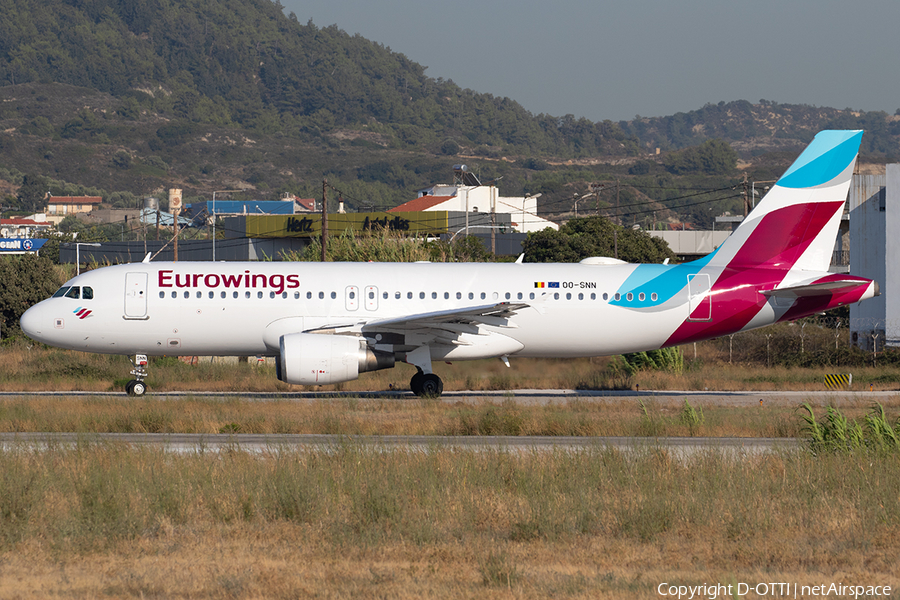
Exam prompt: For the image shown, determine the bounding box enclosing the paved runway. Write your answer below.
[0,431,800,454]
[0,388,897,407]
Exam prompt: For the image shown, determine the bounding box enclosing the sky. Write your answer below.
[280,0,900,123]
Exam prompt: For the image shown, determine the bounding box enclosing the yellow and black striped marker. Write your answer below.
[824,373,852,390]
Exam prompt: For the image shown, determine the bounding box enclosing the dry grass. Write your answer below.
[3,337,900,598]
[5,393,895,438]
[0,445,899,598]
[3,340,900,394]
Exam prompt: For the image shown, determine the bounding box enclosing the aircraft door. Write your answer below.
[365,286,378,311]
[687,274,711,321]
[124,272,149,319]
[345,286,359,311]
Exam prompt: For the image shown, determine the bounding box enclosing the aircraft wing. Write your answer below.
[359,301,529,350]
[363,301,528,330]
[301,302,529,337]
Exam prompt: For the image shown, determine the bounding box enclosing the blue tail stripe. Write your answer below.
[777,130,862,189]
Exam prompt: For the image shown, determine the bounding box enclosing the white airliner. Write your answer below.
[21,130,878,396]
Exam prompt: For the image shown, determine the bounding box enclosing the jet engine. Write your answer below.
[277,333,394,385]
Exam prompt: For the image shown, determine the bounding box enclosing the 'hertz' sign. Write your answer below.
[245,212,449,238]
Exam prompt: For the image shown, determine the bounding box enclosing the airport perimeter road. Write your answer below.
[0,432,800,455]
[0,389,898,407]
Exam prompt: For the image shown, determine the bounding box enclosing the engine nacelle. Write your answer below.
[277,333,394,385]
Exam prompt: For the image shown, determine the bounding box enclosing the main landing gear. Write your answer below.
[404,346,443,397]
[125,354,149,396]
[410,369,443,397]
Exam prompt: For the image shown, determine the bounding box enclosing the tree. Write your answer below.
[522,216,676,264]
[663,139,738,175]
[16,174,49,214]
[0,255,63,339]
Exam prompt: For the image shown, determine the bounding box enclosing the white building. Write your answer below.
[389,165,558,234]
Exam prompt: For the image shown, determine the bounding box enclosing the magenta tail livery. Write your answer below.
[21,131,878,396]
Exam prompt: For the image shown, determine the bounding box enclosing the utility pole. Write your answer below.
[614,179,620,260]
[211,190,241,261]
[169,188,182,262]
[742,173,750,216]
[321,179,328,262]
[490,184,496,255]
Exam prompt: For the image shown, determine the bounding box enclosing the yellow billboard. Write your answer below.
[245,211,450,238]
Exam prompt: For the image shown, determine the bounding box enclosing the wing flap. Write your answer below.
[362,302,528,332]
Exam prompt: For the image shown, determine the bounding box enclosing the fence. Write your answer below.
[708,317,900,367]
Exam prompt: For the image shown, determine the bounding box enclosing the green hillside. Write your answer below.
[1,0,899,231]
[0,0,631,157]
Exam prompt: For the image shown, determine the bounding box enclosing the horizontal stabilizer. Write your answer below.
[761,278,879,298]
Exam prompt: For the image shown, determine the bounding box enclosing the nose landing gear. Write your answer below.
[125,354,148,396]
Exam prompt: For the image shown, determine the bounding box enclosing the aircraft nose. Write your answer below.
[20,304,44,340]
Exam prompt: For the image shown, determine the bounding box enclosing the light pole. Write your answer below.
[211,190,240,261]
[523,193,541,233]
[75,242,101,276]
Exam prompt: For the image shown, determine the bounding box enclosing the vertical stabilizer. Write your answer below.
[709,130,862,273]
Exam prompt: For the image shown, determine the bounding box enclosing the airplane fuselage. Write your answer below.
[21,259,874,360]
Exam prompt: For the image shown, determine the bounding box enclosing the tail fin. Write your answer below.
[709,130,862,272]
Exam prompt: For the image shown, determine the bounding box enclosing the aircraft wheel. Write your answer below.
[126,379,147,396]
[418,373,443,398]
[410,371,425,395]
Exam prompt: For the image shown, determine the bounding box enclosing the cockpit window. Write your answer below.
[64,287,80,299]
[82,287,93,300]
[52,286,70,298]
